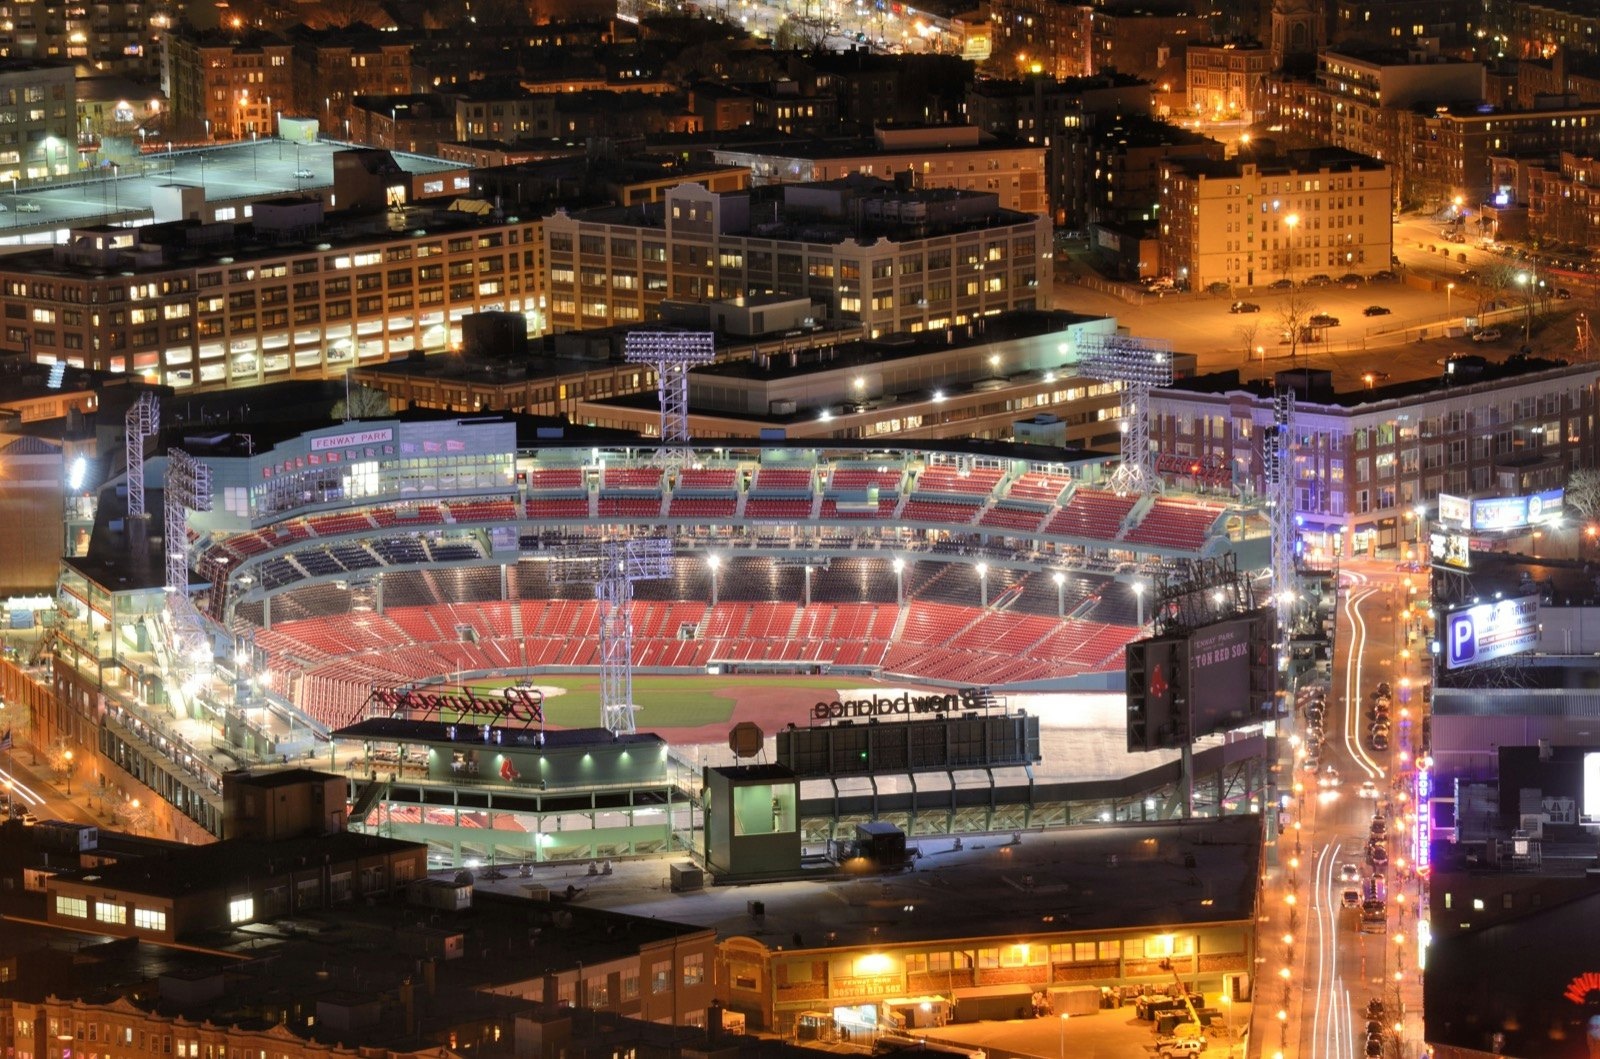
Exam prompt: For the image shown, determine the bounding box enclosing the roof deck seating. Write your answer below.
[392,505,445,525]
[978,503,1047,532]
[527,497,590,520]
[371,537,428,565]
[1005,472,1071,504]
[820,498,899,519]
[1121,500,1226,550]
[666,496,738,518]
[598,496,664,518]
[604,467,664,490]
[258,556,303,590]
[902,499,981,525]
[309,512,376,536]
[526,468,585,491]
[273,522,314,544]
[915,465,1005,497]
[752,467,813,492]
[830,466,904,491]
[744,497,812,519]
[447,498,517,523]
[1044,489,1138,541]
[675,468,739,491]
[293,550,343,577]
[329,543,381,571]
[428,541,485,563]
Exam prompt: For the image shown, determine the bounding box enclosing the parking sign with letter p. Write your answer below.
[1448,610,1477,667]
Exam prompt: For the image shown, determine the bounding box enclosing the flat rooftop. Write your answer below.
[471,815,1262,949]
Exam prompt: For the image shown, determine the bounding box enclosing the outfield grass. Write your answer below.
[446,673,856,729]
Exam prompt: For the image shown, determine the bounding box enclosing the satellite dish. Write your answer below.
[728,722,764,759]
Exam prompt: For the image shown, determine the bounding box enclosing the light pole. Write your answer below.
[1052,570,1066,617]
[1284,213,1299,285]
[1446,281,1454,319]
[1058,1013,1069,1059]
[892,556,905,607]
[63,748,73,794]
[1133,581,1145,627]
[707,553,721,607]
[976,562,988,607]
[2,777,11,817]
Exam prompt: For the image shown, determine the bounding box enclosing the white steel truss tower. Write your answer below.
[1078,335,1174,496]
[623,331,716,463]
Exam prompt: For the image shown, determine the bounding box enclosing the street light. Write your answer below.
[1446,281,1455,318]
[1284,213,1299,285]
[63,748,73,794]
[1058,1013,1069,1059]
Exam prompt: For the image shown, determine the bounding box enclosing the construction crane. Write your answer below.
[1157,959,1206,1041]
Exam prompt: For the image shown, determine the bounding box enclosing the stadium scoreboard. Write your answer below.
[1125,607,1277,751]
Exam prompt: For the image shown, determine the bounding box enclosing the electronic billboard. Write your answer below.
[1127,607,1277,751]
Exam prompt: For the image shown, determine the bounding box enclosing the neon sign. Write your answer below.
[370,684,544,726]
[1565,971,1600,1005]
[1415,763,1432,876]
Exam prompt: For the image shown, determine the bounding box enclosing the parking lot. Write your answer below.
[913,1004,1250,1058]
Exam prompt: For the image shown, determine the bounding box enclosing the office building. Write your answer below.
[1159,147,1392,289]
[0,61,77,185]
[1148,358,1600,556]
[540,177,1049,337]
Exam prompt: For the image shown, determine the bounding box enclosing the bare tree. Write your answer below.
[1567,468,1600,526]
[332,384,391,421]
[1236,319,1262,374]
[1276,293,1315,363]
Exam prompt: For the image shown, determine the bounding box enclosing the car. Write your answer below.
[1368,844,1389,866]
[1342,889,1362,909]
[1310,313,1341,327]
[1368,999,1386,1019]
[1319,765,1341,788]
[1301,754,1320,773]
[1557,287,1573,299]
[1206,281,1231,294]
[1366,1021,1384,1037]
[1360,780,1379,799]
[1377,682,1392,696]
[1364,304,1392,316]
[1269,278,1295,290]
[1374,269,1398,281]
[1472,328,1502,343]
[1341,863,1362,883]
[1371,820,1389,839]
[1156,1039,1207,1057]
[293,168,315,180]
[1305,273,1333,286]
[1339,272,1365,286]
[1365,1037,1384,1057]
[16,201,39,213]
[1230,301,1261,313]
[1371,732,1389,751]
[17,811,36,825]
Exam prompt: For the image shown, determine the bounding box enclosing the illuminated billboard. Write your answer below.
[1430,531,1471,570]
[1437,494,1471,528]
[1470,489,1564,533]
[1585,752,1600,823]
[1127,608,1276,750]
[1444,595,1540,670]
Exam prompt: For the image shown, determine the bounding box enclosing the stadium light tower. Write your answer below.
[1078,335,1174,496]
[162,449,215,699]
[623,331,716,464]
[893,556,906,607]
[707,553,722,606]
[1265,387,1299,668]
[976,562,989,607]
[124,392,158,519]
[559,536,674,736]
[1052,570,1066,617]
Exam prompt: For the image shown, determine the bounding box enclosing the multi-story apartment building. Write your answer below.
[988,0,1094,80]
[1090,1,1210,85]
[1160,147,1392,289]
[710,125,1048,216]
[164,29,295,140]
[288,27,413,135]
[1410,100,1600,207]
[1185,41,1270,123]
[1487,149,1600,247]
[1330,0,1483,48]
[454,80,556,140]
[351,93,457,155]
[0,199,545,390]
[1506,0,1600,60]
[0,60,75,184]
[0,0,175,76]
[1081,114,1222,229]
[1148,357,1600,555]
[540,178,1048,338]
[965,73,1155,227]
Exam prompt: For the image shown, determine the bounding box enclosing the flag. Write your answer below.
[0,730,12,752]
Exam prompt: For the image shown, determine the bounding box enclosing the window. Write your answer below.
[55,895,88,918]
[95,901,126,924]
[651,960,671,994]
[682,953,705,987]
[134,908,167,931]
[228,897,253,923]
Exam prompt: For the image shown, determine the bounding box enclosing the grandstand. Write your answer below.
[168,424,1265,737]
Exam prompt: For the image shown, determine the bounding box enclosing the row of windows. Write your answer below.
[55,894,166,931]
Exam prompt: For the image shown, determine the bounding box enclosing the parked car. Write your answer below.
[1156,1038,1207,1057]
[1363,305,1391,316]
[1557,287,1573,299]
[1371,732,1389,751]
[1472,328,1502,343]
[1305,273,1333,286]
[1310,313,1341,327]
[1339,272,1365,286]
[1368,843,1389,867]
[1230,301,1261,313]
[1374,269,1398,281]
[16,201,39,213]
[1377,682,1392,696]
[1269,278,1294,290]
[1342,889,1362,909]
